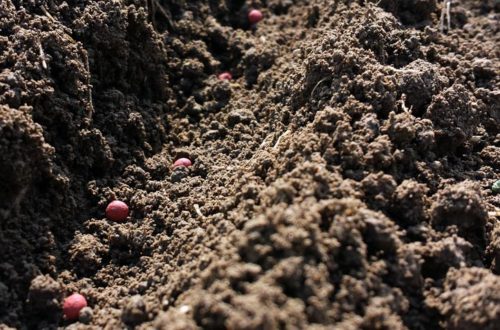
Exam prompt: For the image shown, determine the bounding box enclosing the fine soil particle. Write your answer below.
[0,0,499,329]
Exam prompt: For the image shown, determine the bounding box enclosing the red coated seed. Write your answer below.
[63,293,87,321]
[105,200,129,222]
[218,72,232,81]
[173,157,192,168]
[248,9,263,24]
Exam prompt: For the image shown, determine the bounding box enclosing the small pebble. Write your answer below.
[179,305,191,314]
[63,293,87,321]
[106,200,129,222]
[173,158,192,169]
[79,306,93,324]
[122,295,148,325]
[218,72,232,81]
[492,180,500,194]
[171,166,189,183]
[248,9,263,24]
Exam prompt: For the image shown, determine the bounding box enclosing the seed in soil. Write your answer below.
[218,72,232,81]
[63,293,87,321]
[492,180,500,194]
[173,158,192,168]
[105,200,129,222]
[248,9,263,24]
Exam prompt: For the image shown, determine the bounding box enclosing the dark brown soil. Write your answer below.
[0,0,499,329]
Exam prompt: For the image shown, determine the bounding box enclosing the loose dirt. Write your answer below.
[0,0,499,329]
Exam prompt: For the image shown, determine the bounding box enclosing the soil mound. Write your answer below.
[0,0,499,329]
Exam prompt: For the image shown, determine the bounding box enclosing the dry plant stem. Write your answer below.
[440,1,445,32]
[82,50,94,121]
[152,0,173,29]
[38,43,47,70]
[41,6,55,23]
[383,66,420,74]
[440,0,452,32]
[194,204,204,218]
[259,134,274,148]
[400,94,411,113]
[446,0,452,31]
[310,77,330,100]
[273,130,290,149]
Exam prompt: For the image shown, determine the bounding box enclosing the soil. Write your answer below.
[0,0,499,329]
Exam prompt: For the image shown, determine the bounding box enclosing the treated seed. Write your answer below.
[63,293,87,321]
[248,9,263,25]
[173,158,192,168]
[105,200,129,222]
[218,72,232,81]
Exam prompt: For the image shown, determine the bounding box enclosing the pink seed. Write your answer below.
[105,200,129,222]
[248,9,263,25]
[218,72,232,81]
[173,158,192,169]
[63,293,87,321]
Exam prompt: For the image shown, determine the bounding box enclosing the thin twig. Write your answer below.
[384,66,420,74]
[310,77,330,100]
[440,0,452,33]
[259,133,274,148]
[439,2,445,32]
[446,0,452,31]
[194,204,204,218]
[152,0,173,29]
[41,6,55,23]
[82,50,94,120]
[38,43,47,70]
[273,130,290,149]
[400,94,411,113]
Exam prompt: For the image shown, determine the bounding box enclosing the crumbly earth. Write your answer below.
[0,0,499,329]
